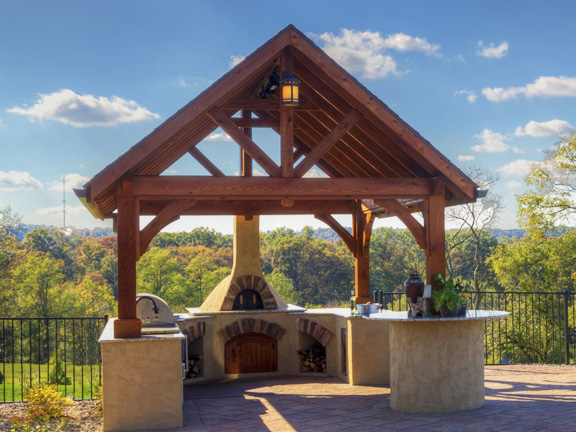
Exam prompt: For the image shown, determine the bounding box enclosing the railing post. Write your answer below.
[563,290,570,365]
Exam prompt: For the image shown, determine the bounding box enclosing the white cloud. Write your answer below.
[36,205,87,217]
[204,132,233,142]
[498,159,537,177]
[471,129,510,153]
[7,89,160,127]
[477,41,508,59]
[48,173,90,191]
[507,180,522,189]
[380,33,441,55]
[229,55,246,68]
[455,90,477,103]
[514,119,574,138]
[0,171,43,191]
[458,155,475,162]
[482,76,576,102]
[312,29,441,79]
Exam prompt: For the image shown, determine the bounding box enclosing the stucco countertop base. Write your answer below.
[389,318,486,412]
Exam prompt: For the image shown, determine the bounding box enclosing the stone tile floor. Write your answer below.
[135,365,576,432]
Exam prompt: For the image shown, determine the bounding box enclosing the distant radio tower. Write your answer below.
[62,176,66,229]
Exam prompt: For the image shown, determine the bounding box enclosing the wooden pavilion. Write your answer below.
[77,25,480,339]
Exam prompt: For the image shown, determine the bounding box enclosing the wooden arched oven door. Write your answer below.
[225,333,277,374]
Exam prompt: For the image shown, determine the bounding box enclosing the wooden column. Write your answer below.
[280,52,294,177]
[425,193,446,294]
[115,177,141,338]
[353,200,374,304]
[241,110,253,177]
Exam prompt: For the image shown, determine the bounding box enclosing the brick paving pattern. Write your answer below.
[133,365,576,432]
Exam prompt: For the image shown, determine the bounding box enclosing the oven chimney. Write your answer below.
[199,215,288,311]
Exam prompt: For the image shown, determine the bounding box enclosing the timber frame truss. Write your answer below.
[78,25,479,338]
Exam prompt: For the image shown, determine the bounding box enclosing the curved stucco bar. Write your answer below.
[390,319,484,412]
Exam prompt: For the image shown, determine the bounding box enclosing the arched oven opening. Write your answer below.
[233,289,264,310]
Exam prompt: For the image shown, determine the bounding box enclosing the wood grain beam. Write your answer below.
[139,199,355,216]
[224,98,318,111]
[294,109,362,178]
[207,107,281,177]
[375,199,427,250]
[231,117,279,128]
[139,200,197,256]
[132,176,437,199]
[188,146,225,177]
[314,213,355,254]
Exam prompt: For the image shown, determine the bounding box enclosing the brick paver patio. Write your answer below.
[134,365,576,432]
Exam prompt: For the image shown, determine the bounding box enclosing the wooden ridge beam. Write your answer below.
[294,109,362,178]
[314,213,355,254]
[207,107,281,177]
[375,199,427,250]
[139,200,197,256]
[132,176,437,199]
[188,146,225,177]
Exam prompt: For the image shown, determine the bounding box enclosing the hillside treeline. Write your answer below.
[1,212,576,317]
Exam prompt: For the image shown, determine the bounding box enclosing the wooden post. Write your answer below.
[115,177,141,338]
[353,200,374,304]
[280,51,295,178]
[241,110,253,177]
[425,192,446,296]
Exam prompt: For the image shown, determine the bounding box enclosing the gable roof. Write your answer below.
[81,24,479,219]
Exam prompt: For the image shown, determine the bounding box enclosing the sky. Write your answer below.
[1,0,575,235]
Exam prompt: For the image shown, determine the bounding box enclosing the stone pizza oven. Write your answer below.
[200,215,288,312]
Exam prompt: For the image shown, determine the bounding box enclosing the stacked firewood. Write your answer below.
[186,355,202,379]
[297,347,326,373]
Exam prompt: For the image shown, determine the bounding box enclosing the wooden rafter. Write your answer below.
[188,146,225,177]
[139,200,197,256]
[207,107,281,177]
[290,31,476,199]
[375,199,427,250]
[294,109,362,178]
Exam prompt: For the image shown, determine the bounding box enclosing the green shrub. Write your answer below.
[48,355,71,386]
[25,382,72,419]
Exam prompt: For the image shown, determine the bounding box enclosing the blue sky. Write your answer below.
[1,0,575,234]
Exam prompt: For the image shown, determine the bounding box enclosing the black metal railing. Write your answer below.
[375,290,575,365]
[0,316,108,402]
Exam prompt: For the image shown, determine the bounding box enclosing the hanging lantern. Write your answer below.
[281,70,300,106]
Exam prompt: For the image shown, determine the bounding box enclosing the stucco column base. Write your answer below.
[100,319,184,431]
[390,320,484,412]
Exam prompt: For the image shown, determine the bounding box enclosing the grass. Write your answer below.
[0,362,101,402]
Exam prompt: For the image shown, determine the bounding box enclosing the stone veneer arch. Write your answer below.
[296,318,333,347]
[220,318,286,342]
[183,321,206,342]
[222,275,278,310]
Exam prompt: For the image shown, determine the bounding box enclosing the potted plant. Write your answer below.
[433,275,469,317]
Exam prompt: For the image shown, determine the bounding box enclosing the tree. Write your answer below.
[518,133,576,231]
[445,167,502,292]
[369,228,425,292]
[11,251,65,317]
